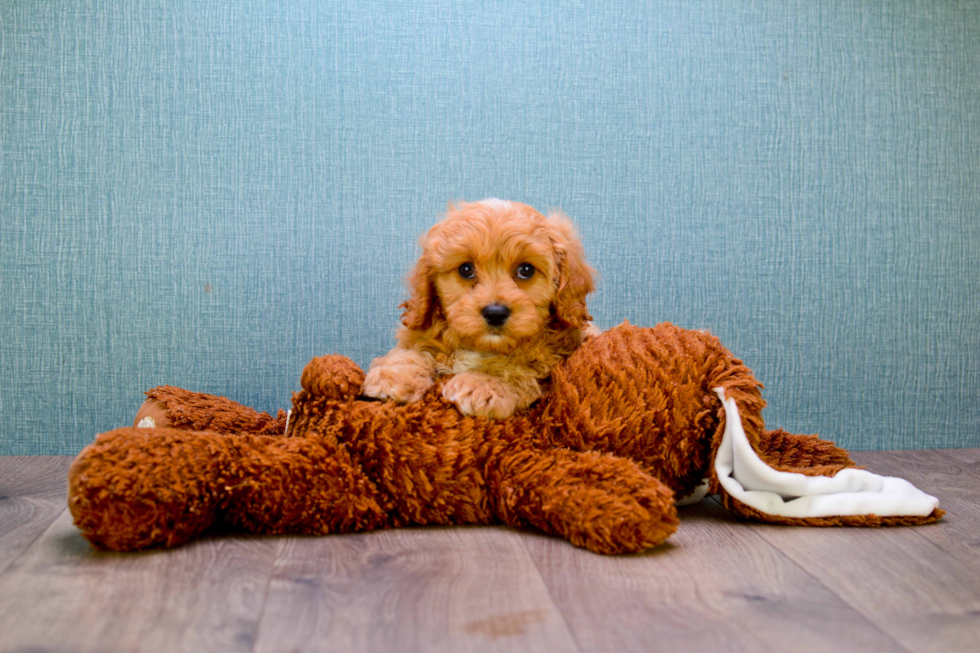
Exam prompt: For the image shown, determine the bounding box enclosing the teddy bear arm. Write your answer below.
[135,386,287,436]
[302,354,367,401]
[128,355,366,438]
[491,448,679,554]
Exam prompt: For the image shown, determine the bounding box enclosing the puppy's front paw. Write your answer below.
[362,364,433,403]
[441,372,519,419]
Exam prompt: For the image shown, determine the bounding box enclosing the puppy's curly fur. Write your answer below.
[363,199,596,418]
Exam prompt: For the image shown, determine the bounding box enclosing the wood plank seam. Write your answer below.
[0,505,68,579]
[517,536,588,653]
[247,540,284,653]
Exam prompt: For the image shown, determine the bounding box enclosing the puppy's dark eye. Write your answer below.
[458,263,476,279]
[516,263,536,280]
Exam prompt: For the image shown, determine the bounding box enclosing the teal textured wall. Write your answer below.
[2,1,979,454]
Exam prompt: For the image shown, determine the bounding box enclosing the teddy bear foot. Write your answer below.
[134,398,172,429]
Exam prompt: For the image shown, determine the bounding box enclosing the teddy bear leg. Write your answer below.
[223,435,390,536]
[69,427,242,551]
[133,386,288,436]
[491,448,679,554]
[70,427,392,551]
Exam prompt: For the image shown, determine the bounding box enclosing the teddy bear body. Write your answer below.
[68,324,941,555]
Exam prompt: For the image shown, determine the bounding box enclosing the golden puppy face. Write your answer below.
[401,199,594,354]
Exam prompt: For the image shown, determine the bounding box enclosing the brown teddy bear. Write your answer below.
[68,323,942,555]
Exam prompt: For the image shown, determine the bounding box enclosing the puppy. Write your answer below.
[362,199,597,419]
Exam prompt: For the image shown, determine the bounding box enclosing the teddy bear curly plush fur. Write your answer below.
[68,323,942,555]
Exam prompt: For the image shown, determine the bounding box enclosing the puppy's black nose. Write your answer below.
[481,304,511,327]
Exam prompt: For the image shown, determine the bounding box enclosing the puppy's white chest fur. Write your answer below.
[439,349,491,376]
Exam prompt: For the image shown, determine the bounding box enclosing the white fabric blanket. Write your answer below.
[706,388,939,518]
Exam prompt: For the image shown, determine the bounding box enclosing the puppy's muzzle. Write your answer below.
[481,304,511,327]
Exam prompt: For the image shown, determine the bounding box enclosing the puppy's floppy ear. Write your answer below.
[400,251,438,331]
[546,211,596,329]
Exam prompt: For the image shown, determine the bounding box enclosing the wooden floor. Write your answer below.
[0,450,978,653]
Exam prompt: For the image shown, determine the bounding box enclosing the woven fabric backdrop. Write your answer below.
[3,1,979,454]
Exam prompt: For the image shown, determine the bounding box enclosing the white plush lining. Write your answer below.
[713,388,939,518]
